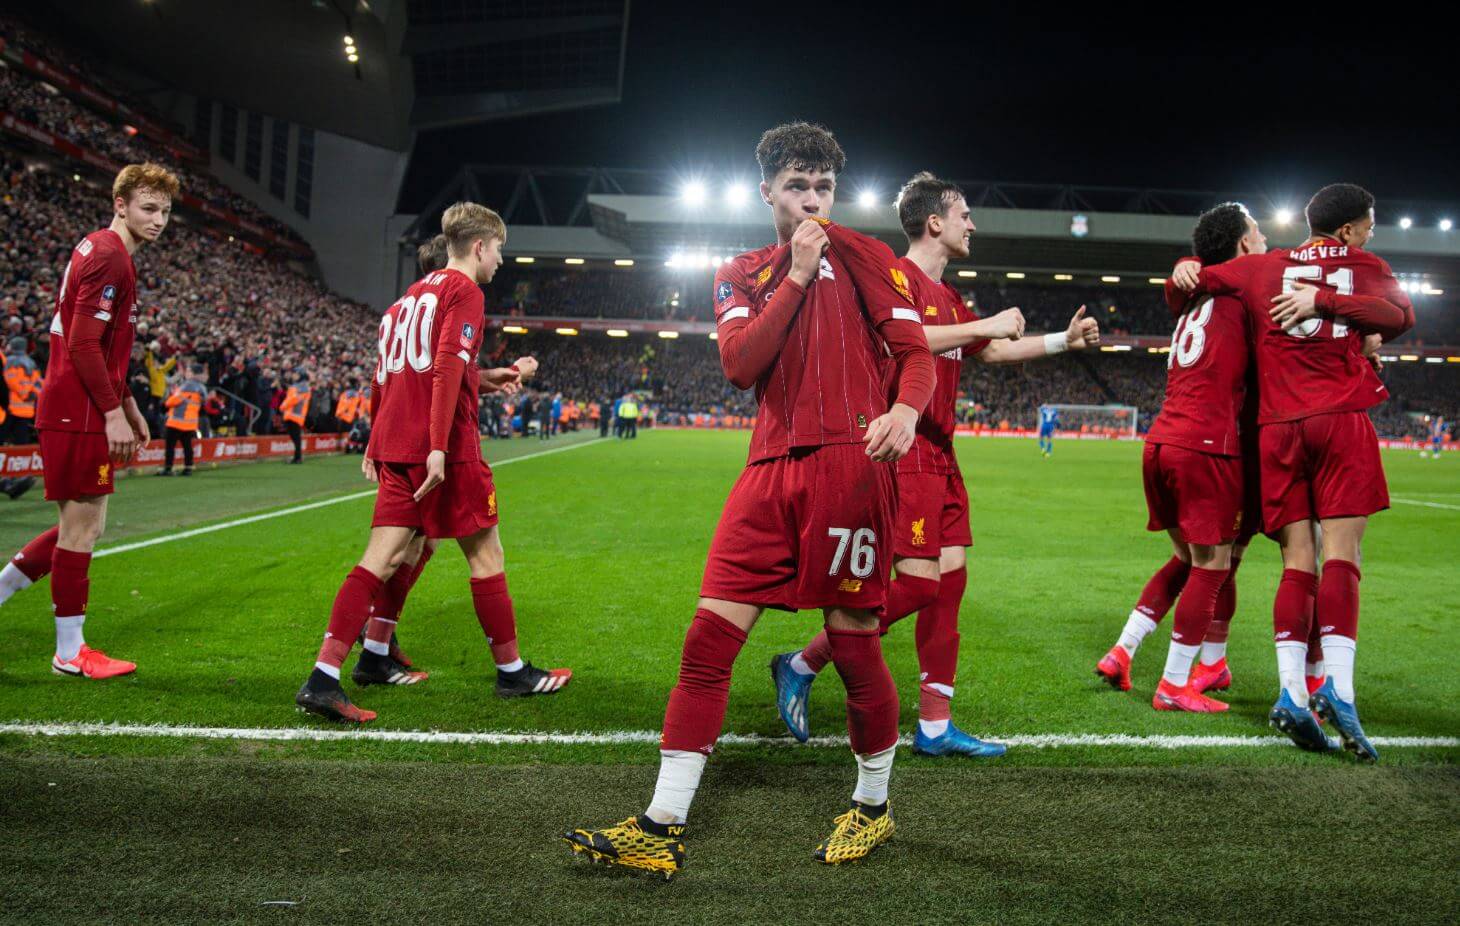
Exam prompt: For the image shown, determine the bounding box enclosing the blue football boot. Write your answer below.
[1268,688,1334,753]
[770,652,814,743]
[913,722,1007,758]
[1309,678,1379,762]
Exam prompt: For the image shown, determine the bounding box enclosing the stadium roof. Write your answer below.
[42,0,629,151]
[400,166,1460,279]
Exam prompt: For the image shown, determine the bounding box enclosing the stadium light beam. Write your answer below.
[724,184,751,208]
[857,190,878,209]
[1274,208,1294,225]
[1399,216,1413,229]
[681,181,708,207]
[1441,218,1454,232]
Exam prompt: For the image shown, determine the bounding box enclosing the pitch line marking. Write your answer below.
[95,438,611,559]
[1390,497,1460,512]
[0,721,1453,750]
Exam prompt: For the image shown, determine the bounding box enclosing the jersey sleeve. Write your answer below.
[1193,255,1256,298]
[71,245,131,325]
[712,260,755,332]
[822,223,921,327]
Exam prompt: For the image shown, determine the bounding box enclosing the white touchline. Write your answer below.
[0,721,1453,749]
[1390,497,1460,512]
[95,437,612,558]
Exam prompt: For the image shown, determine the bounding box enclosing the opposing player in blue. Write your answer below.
[1422,416,1445,459]
[1037,404,1058,457]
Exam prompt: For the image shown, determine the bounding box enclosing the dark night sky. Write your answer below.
[401,3,1458,219]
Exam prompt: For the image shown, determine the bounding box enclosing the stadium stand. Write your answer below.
[0,16,305,249]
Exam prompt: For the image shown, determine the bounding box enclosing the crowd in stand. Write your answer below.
[0,25,303,245]
[1,152,375,441]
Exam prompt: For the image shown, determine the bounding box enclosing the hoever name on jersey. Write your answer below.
[897,257,988,476]
[367,268,485,464]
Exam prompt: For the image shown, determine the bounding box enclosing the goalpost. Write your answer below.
[1039,403,1140,440]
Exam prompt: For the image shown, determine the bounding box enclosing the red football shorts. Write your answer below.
[39,429,116,502]
[1142,441,1244,546]
[700,443,895,614]
[372,459,499,539]
[1259,411,1388,532]
[893,470,972,559]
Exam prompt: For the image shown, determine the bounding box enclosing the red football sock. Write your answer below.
[915,566,965,722]
[1211,555,1241,630]
[660,609,748,754]
[1134,556,1191,622]
[1316,559,1360,642]
[1171,566,1230,647]
[50,547,91,617]
[828,627,900,755]
[15,527,59,582]
[879,571,941,631]
[801,629,834,673]
[1272,568,1317,644]
[1305,614,1325,667]
[470,572,521,665]
[316,566,383,671]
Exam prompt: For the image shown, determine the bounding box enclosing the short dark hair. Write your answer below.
[1305,183,1375,236]
[755,122,846,184]
[417,234,449,274]
[1192,202,1252,266]
[897,171,966,241]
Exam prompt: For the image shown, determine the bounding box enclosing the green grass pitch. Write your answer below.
[1,430,1456,923]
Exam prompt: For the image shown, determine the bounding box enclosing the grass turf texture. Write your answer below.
[1,431,1456,921]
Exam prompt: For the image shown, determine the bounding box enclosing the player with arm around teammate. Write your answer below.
[1169,184,1414,759]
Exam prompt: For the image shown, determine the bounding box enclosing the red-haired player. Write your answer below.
[0,163,178,679]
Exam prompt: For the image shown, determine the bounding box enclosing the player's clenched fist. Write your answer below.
[864,402,918,463]
[513,355,539,380]
[787,219,829,288]
[985,307,1025,340]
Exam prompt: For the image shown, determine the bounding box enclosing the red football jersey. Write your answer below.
[1145,294,1251,457]
[367,269,485,464]
[1194,238,1411,424]
[37,229,137,434]
[713,227,925,464]
[898,258,987,475]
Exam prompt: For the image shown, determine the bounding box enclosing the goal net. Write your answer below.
[1038,404,1140,440]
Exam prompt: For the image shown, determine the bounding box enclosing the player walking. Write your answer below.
[294,203,568,723]
[1423,415,1445,459]
[0,163,177,677]
[563,123,935,876]
[771,172,1099,756]
[1169,184,1413,759]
